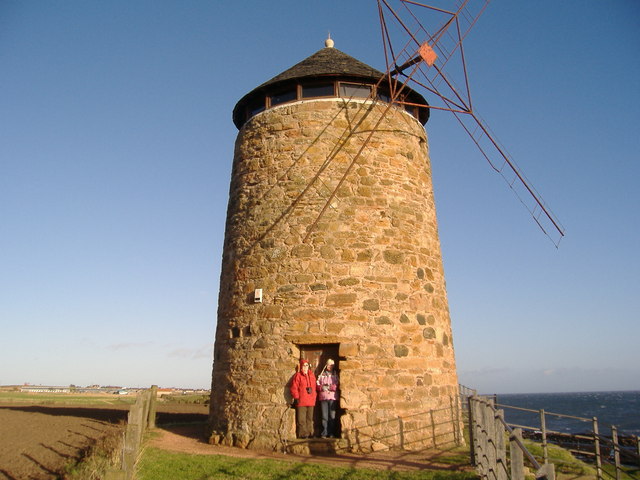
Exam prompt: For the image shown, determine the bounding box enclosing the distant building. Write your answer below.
[20,386,70,393]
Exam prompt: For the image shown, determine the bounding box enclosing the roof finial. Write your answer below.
[325,32,334,48]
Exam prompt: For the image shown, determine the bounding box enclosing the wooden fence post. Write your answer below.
[536,462,556,480]
[480,400,491,479]
[148,384,158,429]
[486,402,497,480]
[474,399,487,477]
[495,409,507,480]
[468,396,477,467]
[540,409,548,465]
[487,406,500,479]
[141,390,150,436]
[123,400,141,479]
[612,426,621,480]
[510,428,524,480]
[475,400,485,478]
[593,417,602,480]
[136,393,147,447]
[457,395,464,446]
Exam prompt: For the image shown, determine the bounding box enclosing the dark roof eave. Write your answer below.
[232,46,430,129]
[233,95,430,130]
[233,72,388,126]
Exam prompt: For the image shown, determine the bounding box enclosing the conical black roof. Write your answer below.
[256,47,385,88]
[232,46,428,128]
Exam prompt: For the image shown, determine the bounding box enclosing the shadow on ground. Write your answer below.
[154,421,475,473]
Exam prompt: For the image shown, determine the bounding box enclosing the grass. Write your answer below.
[136,447,479,480]
[524,440,596,476]
[62,427,125,480]
[433,452,472,466]
[0,391,136,406]
[161,393,210,404]
[524,439,640,479]
[0,390,209,407]
[602,463,640,480]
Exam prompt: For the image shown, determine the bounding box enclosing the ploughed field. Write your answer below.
[0,395,208,480]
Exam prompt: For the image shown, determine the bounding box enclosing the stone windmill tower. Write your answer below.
[209,38,461,452]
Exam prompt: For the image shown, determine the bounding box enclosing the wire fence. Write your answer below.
[281,393,466,455]
[339,395,465,453]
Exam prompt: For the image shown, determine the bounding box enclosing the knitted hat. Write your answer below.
[326,358,335,366]
[300,358,310,367]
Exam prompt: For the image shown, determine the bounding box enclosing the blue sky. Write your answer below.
[1,1,638,393]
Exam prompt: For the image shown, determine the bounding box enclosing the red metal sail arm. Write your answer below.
[376,0,565,246]
[450,103,566,246]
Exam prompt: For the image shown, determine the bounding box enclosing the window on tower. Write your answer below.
[270,89,297,106]
[339,82,372,99]
[240,79,425,126]
[302,83,335,98]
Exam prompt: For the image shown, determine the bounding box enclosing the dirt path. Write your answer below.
[149,423,474,473]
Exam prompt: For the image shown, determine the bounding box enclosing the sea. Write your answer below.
[490,391,640,437]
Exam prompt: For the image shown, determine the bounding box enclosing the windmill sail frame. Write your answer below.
[378,0,565,246]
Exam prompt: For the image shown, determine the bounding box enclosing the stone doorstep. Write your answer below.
[285,437,346,455]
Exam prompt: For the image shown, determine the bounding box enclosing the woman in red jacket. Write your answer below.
[289,358,317,438]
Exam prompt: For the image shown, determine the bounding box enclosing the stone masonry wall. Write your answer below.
[209,98,460,451]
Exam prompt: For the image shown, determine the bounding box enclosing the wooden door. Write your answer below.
[299,344,339,377]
